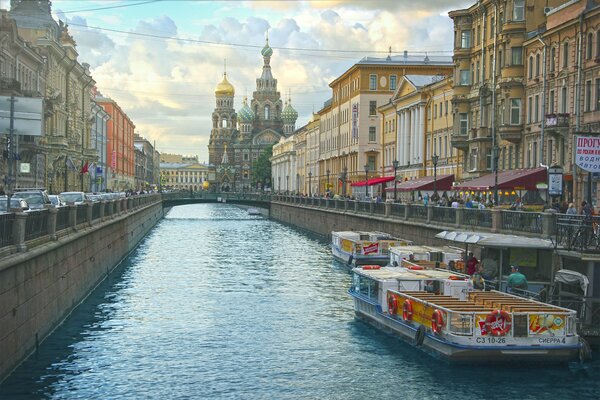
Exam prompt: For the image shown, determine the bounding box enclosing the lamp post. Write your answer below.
[392,160,399,202]
[308,171,312,196]
[432,154,439,198]
[492,146,499,205]
[326,169,330,194]
[364,164,369,200]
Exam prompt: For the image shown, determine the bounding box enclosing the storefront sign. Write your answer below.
[548,166,563,196]
[575,135,600,172]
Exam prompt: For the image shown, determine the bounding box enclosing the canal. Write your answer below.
[0,204,598,399]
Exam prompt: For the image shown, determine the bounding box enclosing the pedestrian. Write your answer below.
[560,201,569,214]
[472,263,485,290]
[507,265,528,292]
[566,202,577,215]
[581,201,593,218]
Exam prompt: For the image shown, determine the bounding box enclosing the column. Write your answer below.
[404,110,410,165]
[419,105,426,165]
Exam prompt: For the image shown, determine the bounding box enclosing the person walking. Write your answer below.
[566,203,577,215]
[466,252,479,275]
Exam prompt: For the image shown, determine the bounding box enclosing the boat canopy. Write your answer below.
[351,176,395,187]
[384,174,454,192]
[435,230,554,249]
[453,167,546,191]
[554,269,589,295]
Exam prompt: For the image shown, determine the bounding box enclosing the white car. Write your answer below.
[59,191,88,205]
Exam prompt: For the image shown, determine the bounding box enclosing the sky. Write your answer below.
[3,0,474,162]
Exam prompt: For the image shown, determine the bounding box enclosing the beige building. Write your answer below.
[160,162,209,191]
[316,53,453,196]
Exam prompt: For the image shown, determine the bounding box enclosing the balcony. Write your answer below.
[451,131,469,150]
[0,78,21,94]
[545,113,570,128]
[498,124,523,143]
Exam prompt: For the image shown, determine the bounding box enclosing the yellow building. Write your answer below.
[317,53,453,195]
[160,162,209,191]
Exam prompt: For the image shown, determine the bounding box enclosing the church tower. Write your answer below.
[281,95,298,135]
[208,68,237,166]
[250,36,283,135]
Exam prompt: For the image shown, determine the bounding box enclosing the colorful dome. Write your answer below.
[215,73,235,96]
[281,101,298,123]
[261,39,273,58]
[238,97,255,123]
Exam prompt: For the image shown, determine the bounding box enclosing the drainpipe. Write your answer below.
[492,2,499,206]
[574,13,584,203]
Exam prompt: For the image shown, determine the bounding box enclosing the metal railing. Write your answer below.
[463,208,492,228]
[502,210,542,233]
[555,215,600,252]
[24,209,49,241]
[76,205,88,226]
[55,207,70,231]
[0,213,15,247]
[390,203,406,218]
[92,203,102,220]
[432,206,456,225]
[409,204,428,220]
[373,202,386,215]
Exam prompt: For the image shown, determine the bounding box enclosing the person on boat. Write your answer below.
[466,252,479,275]
[507,265,528,292]
[448,260,457,272]
[472,264,485,290]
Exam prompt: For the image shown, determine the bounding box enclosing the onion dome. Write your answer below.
[238,97,255,123]
[215,73,235,96]
[261,38,273,58]
[281,100,298,124]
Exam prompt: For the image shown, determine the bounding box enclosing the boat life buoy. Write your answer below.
[402,299,414,321]
[415,325,426,346]
[388,294,398,315]
[484,310,512,337]
[448,275,464,280]
[407,265,424,270]
[431,309,445,335]
[362,265,381,270]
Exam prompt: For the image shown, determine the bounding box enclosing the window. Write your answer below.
[596,79,600,110]
[445,101,449,115]
[265,105,270,120]
[561,87,568,113]
[367,155,376,171]
[534,95,539,122]
[390,75,397,90]
[535,54,540,77]
[597,30,600,58]
[508,146,513,169]
[434,104,438,118]
[459,69,470,85]
[499,50,504,68]
[469,148,478,171]
[587,33,593,59]
[486,148,492,170]
[527,97,532,123]
[550,47,556,72]
[511,47,523,65]
[510,99,521,125]
[513,0,525,21]
[549,89,555,114]
[477,25,481,45]
[562,42,569,68]
[369,74,377,90]
[476,61,480,84]
[528,56,533,79]
[459,113,469,134]
[585,80,592,112]
[461,30,471,48]
[369,101,377,116]
[490,17,495,38]
[368,126,376,142]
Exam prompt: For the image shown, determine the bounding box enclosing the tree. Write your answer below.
[252,145,273,189]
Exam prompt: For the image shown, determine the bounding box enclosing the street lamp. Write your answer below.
[308,171,312,197]
[326,169,330,193]
[492,146,499,206]
[392,160,399,202]
[364,164,369,200]
[432,154,439,198]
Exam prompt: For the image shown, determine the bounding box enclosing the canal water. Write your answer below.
[0,204,598,399]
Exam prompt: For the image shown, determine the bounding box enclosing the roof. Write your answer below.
[435,230,554,249]
[453,167,547,191]
[357,54,453,66]
[385,174,454,192]
[404,75,445,88]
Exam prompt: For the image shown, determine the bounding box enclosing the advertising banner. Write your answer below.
[575,135,600,172]
[363,242,379,255]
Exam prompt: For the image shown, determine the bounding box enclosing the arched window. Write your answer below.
[528,56,533,79]
[264,105,270,120]
[550,47,556,72]
[596,30,600,58]
[222,118,227,128]
[587,33,593,59]
[563,42,569,68]
[535,54,540,77]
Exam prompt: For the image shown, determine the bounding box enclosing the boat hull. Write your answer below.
[331,244,389,267]
[351,293,580,364]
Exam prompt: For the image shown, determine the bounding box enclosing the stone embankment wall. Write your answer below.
[0,200,164,382]
[270,202,442,244]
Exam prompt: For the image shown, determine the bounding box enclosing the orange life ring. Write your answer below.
[407,265,424,270]
[402,299,414,321]
[362,265,381,270]
[388,294,398,315]
[484,309,512,337]
[448,275,464,280]
[431,309,445,334]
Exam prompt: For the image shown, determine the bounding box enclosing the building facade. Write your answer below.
[160,162,209,191]
[89,101,109,192]
[134,133,160,191]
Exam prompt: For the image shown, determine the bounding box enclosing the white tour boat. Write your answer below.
[389,245,463,268]
[331,231,411,267]
[348,262,581,363]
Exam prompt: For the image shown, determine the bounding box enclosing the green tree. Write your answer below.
[252,145,273,189]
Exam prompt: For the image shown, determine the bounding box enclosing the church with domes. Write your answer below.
[208,38,298,191]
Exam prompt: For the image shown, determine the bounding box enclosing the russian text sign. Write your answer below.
[575,135,600,172]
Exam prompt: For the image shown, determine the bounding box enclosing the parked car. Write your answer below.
[0,196,29,212]
[85,193,102,202]
[59,191,88,205]
[48,195,66,207]
[13,189,51,210]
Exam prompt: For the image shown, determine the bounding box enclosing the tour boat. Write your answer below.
[247,208,261,216]
[389,245,463,268]
[348,262,581,363]
[331,231,412,267]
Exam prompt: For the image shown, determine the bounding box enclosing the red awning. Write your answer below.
[351,176,395,187]
[453,167,547,191]
[384,174,455,192]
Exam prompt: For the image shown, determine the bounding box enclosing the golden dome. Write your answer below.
[215,73,235,96]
